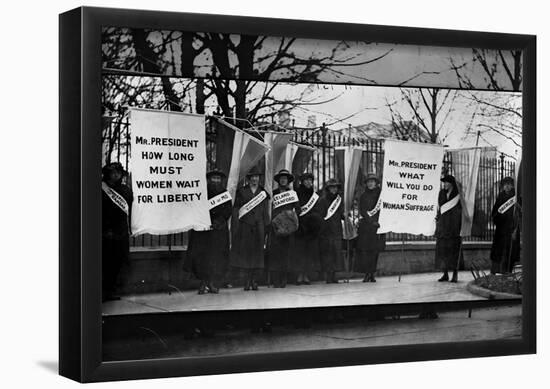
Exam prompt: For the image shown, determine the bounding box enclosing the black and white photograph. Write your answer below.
[98,23,526,362]
[2,0,547,387]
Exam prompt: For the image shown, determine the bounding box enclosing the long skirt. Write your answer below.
[291,236,320,273]
[267,230,294,272]
[435,237,461,271]
[355,250,380,273]
[319,237,345,273]
[187,228,229,281]
[230,222,265,270]
[490,231,520,273]
[102,237,129,297]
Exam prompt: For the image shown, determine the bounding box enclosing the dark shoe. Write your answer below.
[102,294,121,302]
[370,275,377,282]
[438,273,449,282]
[303,279,311,285]
[198,282,208,295]
[244,280,251,291]
[208,284,219,294]
[450,271,458,283]
[251,281,259,291]
[362,274,369,283]
[223,282,233,289]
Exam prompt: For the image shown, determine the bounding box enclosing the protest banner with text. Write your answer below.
[129,108,211,235]
[378,139,444,235]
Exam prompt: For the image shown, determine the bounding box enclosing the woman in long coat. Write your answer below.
[355,174,386,282]
[187,169,232,294]
[435,175,462,283]
[267,169,301,288]
[319,179,345,283]
[230,167,270,290]
[102,162,133,302]
[291,173,322,285]
[490,176,520,274]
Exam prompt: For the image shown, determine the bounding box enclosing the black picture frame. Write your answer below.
[59,6,536,382]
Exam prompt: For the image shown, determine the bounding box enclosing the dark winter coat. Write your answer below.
[102,181,133,296]
[230,185,270,270]
[435,187,462,271]
[291,184,323,273]
[267,187,301,272]
[355,187,386,273]
[318,190,345,272]
[187,185,232,280]
[490,189,520,272]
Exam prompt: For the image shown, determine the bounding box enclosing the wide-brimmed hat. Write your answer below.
[102,162,126,177]
[246,166,263,177]
[441,175,456,185]
[364,173,380,184]
[324,178,342,188]
[206,169,226,179]
[501,176,514,185]
[299,172,314,182]
[274,169,294,183]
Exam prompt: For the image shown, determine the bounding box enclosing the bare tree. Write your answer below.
[395,88,458,144]
[450,49,522,151]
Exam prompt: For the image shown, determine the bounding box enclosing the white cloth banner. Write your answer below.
[129,108,212,235]
[378,140,444,235]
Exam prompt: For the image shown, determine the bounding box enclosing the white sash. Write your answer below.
[102,181,129,215]
[324,195,342,221]
[366,198,382,218]
[273,190,299,210]
[238,190,267,219]
[498,196,516,214]
[208,191,232,210]
[440,195,460,215]
[300,192,319,216]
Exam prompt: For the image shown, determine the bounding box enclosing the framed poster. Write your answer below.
[59,6,536,382]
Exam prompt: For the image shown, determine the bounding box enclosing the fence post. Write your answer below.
[499,153,505,181]
[321,123,327,186]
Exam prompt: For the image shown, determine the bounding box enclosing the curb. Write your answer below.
[466,280,522,300]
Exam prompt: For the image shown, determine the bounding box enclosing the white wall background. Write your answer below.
[0,0,546,387]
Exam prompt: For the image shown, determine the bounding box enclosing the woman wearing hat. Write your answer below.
[267,169,301,288]
[291,173,323,285]
[230,166,270,291]
[318,178,345,283]
[187,169,232,294]
[435,175,462,282]
[101,162,133,302]
[355,174,386,282]
[490,176,520,274]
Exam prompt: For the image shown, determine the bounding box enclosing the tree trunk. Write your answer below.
[131,29,182,111]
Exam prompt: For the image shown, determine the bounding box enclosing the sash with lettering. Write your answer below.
[238,190,267,219]
[324,195,342,220]
[440,195,460,215]
[273,190,299,210]
[102,181,129,215]
[209,191,232,210]
[300,192,319,216]
[498,196,516,214]
[367,198,382,218]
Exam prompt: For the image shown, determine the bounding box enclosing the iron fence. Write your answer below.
[102,116,515,247]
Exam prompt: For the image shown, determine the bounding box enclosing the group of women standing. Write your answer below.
[187,166,521,295]
[226,167,388,290]
[434,174,520,283]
